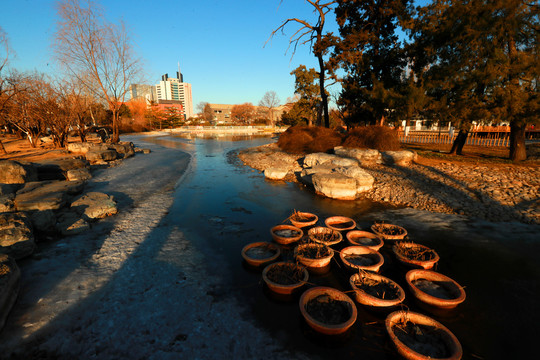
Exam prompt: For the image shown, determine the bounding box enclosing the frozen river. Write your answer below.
[1,133,538,359]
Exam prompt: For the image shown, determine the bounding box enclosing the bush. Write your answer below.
[342,126,401,151]
[277,126,343,154]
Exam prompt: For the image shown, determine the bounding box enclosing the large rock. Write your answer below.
[334,147,382,166]
[303,153,358,168]
[56,210,90,236]
[0,160,38,184]
[300,163,335,186]
[0,212,35,259]
[0,184,19,196]
[312,173,359,200]
[14,180,85,211]
[71,192,118,221]
[85,149,118,163]
[35,158,89,181]
[108,142,135,159]
[382,150,417,166]
[29,209,57,234]
[264,168,289,180]
[0,194,15,213]
[0,254,21,332]
[333,166,375,193]
[66,168,92,182]
[67,142,108,154]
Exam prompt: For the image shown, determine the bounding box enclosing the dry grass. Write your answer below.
[277,126,343,154]
[342,126,401,151]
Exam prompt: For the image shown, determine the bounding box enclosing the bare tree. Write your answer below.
[267,0,337,128]
[53,0,141,143]
[258,91,281,125]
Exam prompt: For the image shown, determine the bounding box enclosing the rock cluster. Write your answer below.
[239,144,539,224]
[0,140,141,330]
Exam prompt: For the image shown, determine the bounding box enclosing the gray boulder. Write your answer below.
[312,173,359,200]
[29,209,57,234]
[66,168,92,182]
[334,147,382,166]
[35,158,89,181]
[0,254,21,331]
[0,184,19,196]
[56,210,90,236]
[108,142,135,159]
[264,168,289,180]
[300,163,335,186]
[0,194,15,213]
[333,166,375,193]
[71,192,118,221]
[14,180,85,211]
[382,150,417,166]
[0,212,35,259]
[303,153,358,168]
[0,160,38,184]
[85,149,118,163]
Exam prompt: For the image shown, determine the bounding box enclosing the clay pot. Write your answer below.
[346,230,384,251]
[339,246,384,272]
[405,270,466,310]
[262,262,309,295]
[295,243,334,271]
[349,272,405,310]
[386,310,463,360]
[289,211,318,228]
[324,216,356,232]
[299,287,357,335]
[307,226,342,246]
[370,223,407,241]
[392,242,440,270]
[270,224,303,245]
[241,242,280,267]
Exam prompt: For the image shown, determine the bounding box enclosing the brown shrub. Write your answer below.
[342,126,401,151]
[277,126,343,154]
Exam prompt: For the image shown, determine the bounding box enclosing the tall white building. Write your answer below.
[155,72,194,119]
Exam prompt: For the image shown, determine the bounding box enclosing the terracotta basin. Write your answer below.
[270,224,303,245]
[241,242,280,267]
[289,211,318,228]
[324,216,356,232]
[349,272,405,309]
[262,262,309,295]
[406,270,466,309]
[370,223,407,241]
[299,287,357,336]
[386,310,463,360]
[307,226,342,246]
[392,242,440,270]
[346,230,384,251]
[339,246,384,272]
[295,243,334,270]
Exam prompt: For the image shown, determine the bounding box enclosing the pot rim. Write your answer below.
[270,224,303,245]
[405,269,466,308]
[346,230,384,250]
[262,262,309,292]
[370,223,407,240]
[307,226,343,246]
[349,272,405,307]
[324,216,357,231]
[241,241,281,266]
[289,211,318,228]
[392,242,440,269]
[340,246,384,272]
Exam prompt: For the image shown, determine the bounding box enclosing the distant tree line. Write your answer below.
[273,0,539,161]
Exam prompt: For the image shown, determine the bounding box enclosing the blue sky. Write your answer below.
[1,0,426,109]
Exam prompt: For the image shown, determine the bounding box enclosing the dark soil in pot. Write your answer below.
[305,294,351,325]
[392,321,452,358]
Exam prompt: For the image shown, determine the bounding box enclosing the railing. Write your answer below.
[399,131,511,147]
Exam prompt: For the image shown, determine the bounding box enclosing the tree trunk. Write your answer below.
[111,109,120,143]
[317,54,330,128]
[509,122,527,161]
[450,129,468,155]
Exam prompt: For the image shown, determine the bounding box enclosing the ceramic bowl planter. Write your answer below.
[349,272,405,310]
[307,226,342,247]
[270,224,303,245]
[385,310,463,360]
[289,211,318,228]
[295,243,334,272]
[346,230,384,251]
[241,242,280,268]
[299,287,357,336]
[405,270,466,310]
[262,262,309,295]
[371,223,407,242]
[339,246,384,273]
[324,216,356,232]
[393,242,440,270]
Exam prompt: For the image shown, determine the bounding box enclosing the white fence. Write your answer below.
[399,132,510,147]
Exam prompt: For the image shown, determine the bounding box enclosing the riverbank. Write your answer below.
[239,143,540,224]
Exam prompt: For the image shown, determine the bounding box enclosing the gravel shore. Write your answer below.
[239,143,540,224]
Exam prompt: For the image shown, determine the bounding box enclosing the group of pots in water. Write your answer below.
[241,211,466,360]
